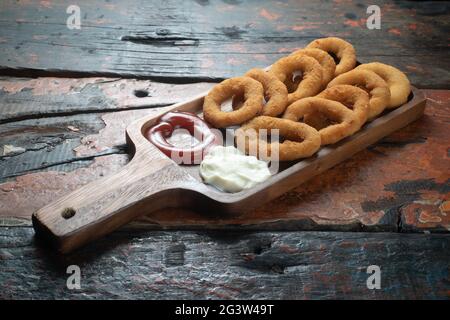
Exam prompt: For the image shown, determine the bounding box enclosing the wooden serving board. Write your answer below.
[32,87,426,253]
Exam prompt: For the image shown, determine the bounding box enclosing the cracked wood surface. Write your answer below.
[0,77,213,123]
[0,222,449,299]
[0,78,449,233]
[0,0,449,88]
[0,78,213,179]
[0,0,449,300]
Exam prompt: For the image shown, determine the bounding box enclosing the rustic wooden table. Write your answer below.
[0,0,449,299]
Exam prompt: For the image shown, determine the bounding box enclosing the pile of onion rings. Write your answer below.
[203,76,264,128]
[235,116,321,161]
[244,68,288,117]
[327,69,390,120]
[283,97,358,145]
[355,62,411,108]
[306,37,356,76]
[289,48,337,88]
[270,55,323,104]
[197,36,412,162]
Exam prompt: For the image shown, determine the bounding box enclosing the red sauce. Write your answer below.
[145,111,220,165]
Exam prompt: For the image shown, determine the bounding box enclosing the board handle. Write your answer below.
[32,153,191,253]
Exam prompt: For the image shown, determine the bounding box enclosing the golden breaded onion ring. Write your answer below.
[203,76,263,128]
[235,116,321,161]
[283,97,358,145]
[305,85,369,134]
[327,69,391,119]
[289,48,336,87]
[356,62,411,108]
[270,55,323,105]
[306,37,356,76]
[243,68,289,117]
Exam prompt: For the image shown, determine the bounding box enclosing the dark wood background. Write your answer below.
[0,0,449,87]
[0,0,449,299]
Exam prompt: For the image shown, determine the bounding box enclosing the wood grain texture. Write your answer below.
[1,222,449,299]
[31,86,427,253]
[0,113,118,181]
[1,82,448,233]
[0,0,448,298]
[0,77,213,123]
[0,0,448,88]
[0,78,213,181]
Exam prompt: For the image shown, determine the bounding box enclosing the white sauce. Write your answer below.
[199,145,271,193]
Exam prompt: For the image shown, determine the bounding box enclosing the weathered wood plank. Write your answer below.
[0,0,448,88]
[0,77,212,180]
[1,87,448,232]
[0,113,123,180]
[29,86,428,254]
[0,77,213,123]
[0,223,448,299]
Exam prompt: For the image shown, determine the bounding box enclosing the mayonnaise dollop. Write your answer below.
[199,145,271,193]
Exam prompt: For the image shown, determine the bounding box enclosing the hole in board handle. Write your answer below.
[61,207,76,219]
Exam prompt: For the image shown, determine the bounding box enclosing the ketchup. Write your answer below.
[145,111,220,165]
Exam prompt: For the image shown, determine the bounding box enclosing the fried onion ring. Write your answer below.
[304,85,369,133]
[242,68,289,117]
[283,97,358,145]
[235,116,321,161]
[356,62,411,108]
[203,76,263,128]
[327,69,391,119]
[289,48,336,87]
[270,55,323,105]
[306,37,356,76]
